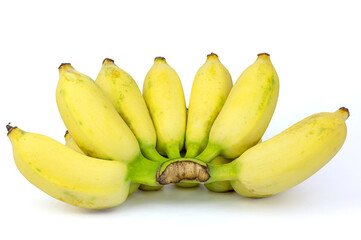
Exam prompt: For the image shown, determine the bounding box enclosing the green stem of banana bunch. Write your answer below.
[165,144,181,159]
[128,156,237,186]
[196,143,221,163]
[206,161,238,183]
[184,143,201,158]
[127,155,162,186]
[141,146,168,162]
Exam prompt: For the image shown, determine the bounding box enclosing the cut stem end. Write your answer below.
[156,161,210,185]
[6,123,17,136]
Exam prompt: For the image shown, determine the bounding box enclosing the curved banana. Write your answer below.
[56,63,140,163]
[197,53,279,162]
[8,125,130,209]
[206,108,349,197]
[185,53,232,157]
[64,130,140,195]
[95,59,167,162]
[143,57,187,159]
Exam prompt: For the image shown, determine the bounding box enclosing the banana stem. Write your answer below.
[185,144,201,158]
[127,155,161,186]
[196,144,221,162]
[165,144,181,159]
[206,161,238,183]
[127,156,237,186]
[141,147,168,162]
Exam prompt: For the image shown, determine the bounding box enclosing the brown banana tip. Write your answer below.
[257,53,270,57]
[339,107,350,120]
[154,56,166,61]
[6,123,17,135]
[207,52,218,58]
[58,63,71,69]
[103,58,114,64]
[64,130,69,138]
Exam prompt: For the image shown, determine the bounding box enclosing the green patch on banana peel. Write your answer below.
[205,156,234,192]
[128,183,140,196]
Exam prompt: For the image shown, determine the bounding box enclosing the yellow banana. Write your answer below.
[95,59,167,162]
[56,63,140,162]
[185,53,233,157]
[143,57,187,159]
[8,125,130,209]
[177,55,232,188]
[206,108,349,197]
[64,130,140,195]
[197,53,279,162]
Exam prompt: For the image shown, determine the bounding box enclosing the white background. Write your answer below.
[1,0,360,239]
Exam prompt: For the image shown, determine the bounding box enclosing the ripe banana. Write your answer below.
[64,130,140,195]
[177,54,232,188]
[185,53,232,158]
[95,59,167,162]
[197,53,279,162]
[143,57,187,159]
[56,63,140,163]
[8,125,130,209]
[206,108,349,197]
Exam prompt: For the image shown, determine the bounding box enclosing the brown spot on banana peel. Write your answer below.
[257,52,270,57]
[207,52,218,58]
[6,123,17,135]
[156,161,210,185]
[154,56,166,61]
[338,107,350,120]
[103,58,114,64]
[58,63,71,69]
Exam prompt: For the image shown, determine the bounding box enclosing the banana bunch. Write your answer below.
[7,53,349,209]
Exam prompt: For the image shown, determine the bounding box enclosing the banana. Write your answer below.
[177,53,232,188]
[143,57,187,159]
[204,156,234,192]
[185,53,232,157]
[197,53,279,162]
[206,108,349,197]
[7,125,130,209]
[95,59,167,162]
[64,130,140,195]
[56,63,140,163]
